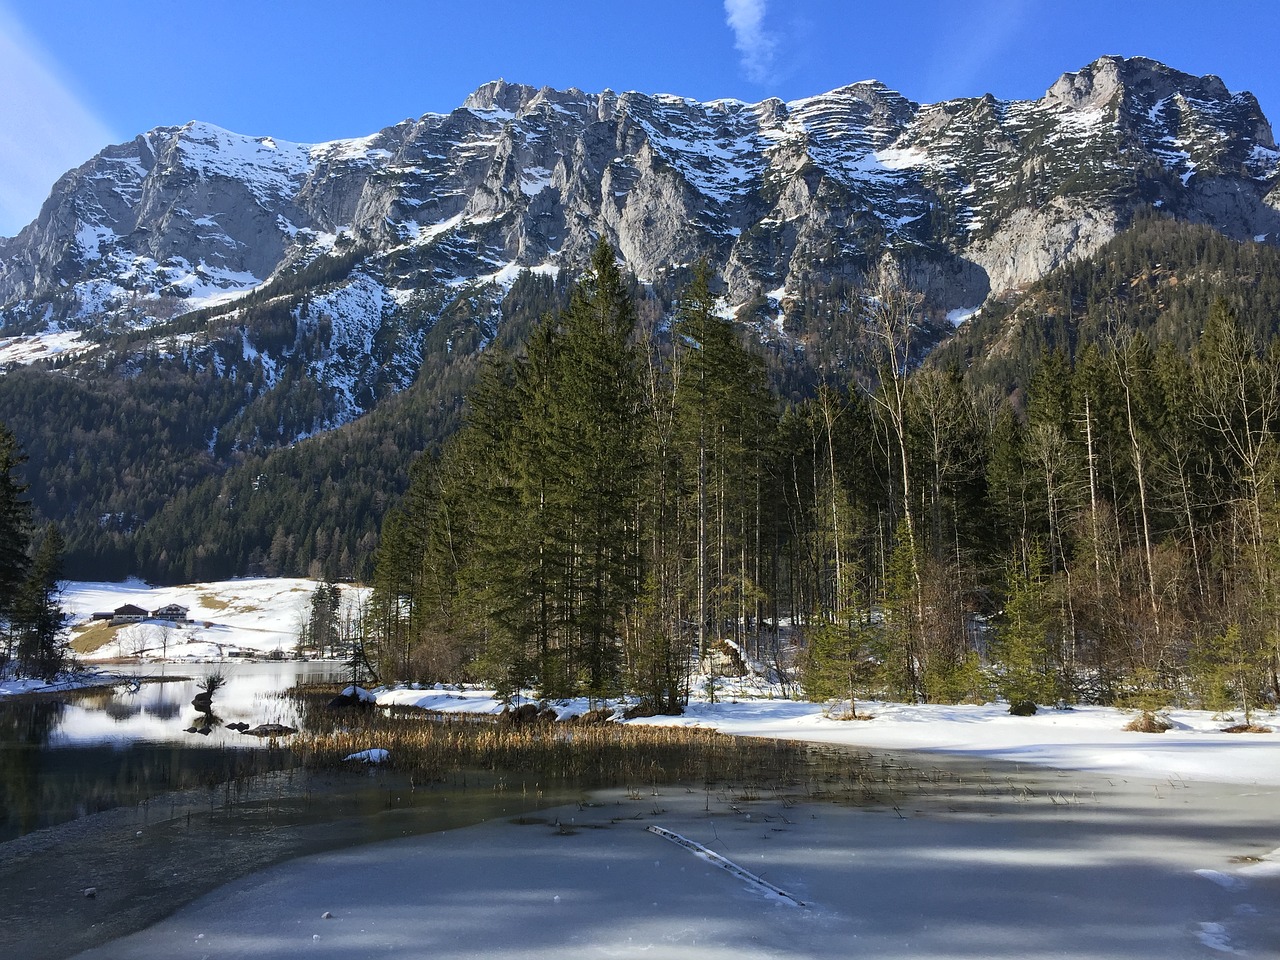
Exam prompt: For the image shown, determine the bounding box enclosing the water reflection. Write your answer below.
[0,661,346,840]
[44,661,343,748]
[0,699,63,835]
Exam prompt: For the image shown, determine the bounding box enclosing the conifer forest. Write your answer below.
[362,233,1280,719]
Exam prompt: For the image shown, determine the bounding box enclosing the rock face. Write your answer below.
[0,56,1276,421]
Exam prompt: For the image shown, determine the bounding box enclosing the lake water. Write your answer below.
[0,661,348,839]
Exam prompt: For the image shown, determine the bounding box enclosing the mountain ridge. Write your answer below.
[4,56,1276,335]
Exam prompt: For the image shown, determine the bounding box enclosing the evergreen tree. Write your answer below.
[379,241,649,701]
[305,581,342,658]
[0,423,30,611]
[13,524,66,680]
[671,262,774,660]
[991,546,1058,709]
[461,346,549,697]
[0,422,32,670]
[801,615,878,715]
[539,239,645,697]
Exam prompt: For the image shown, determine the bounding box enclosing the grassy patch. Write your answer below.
[69,621,122,654]
[295,710,806,787]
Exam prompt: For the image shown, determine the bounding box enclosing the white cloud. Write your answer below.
[724,0,776,85]
[0,6,116,237]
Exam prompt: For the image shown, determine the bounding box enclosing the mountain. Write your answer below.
[6,55,1279,336]
[0,55,1277,581]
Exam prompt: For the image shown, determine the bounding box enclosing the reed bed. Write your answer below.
[282,686,1033,812]
[282,684,833,793]
[294,709,807,789]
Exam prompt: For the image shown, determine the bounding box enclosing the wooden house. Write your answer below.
[151,603,190,623]
[110,604,149,624]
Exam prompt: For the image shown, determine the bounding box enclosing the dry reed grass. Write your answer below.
[282,687,1014,811]
[295,709,804,787]
[1221,723,1273,733]
[284,685,831,793]
[1124,711,1173,733]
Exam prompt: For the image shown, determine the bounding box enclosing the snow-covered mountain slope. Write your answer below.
[2,56,1276,342]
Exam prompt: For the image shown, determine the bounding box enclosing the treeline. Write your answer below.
[365,240,1280,718]
[0,264,567,582]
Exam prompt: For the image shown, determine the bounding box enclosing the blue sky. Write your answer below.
[2,0,1279,236]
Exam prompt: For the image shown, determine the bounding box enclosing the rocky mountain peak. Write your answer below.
[462,79,543,115]
[1,56,1277,417]
[1046,55,1235,115]
[809,79,916,113]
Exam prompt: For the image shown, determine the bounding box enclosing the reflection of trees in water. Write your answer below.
[185,709,222,735]
[0,665,343,840]
[72,689,115,711]
[146,698,183,721]
[102,699,143,721]
[0,699,64,745]
[0,700,65,835]
[0,697,289,841]
[2,738,289,841]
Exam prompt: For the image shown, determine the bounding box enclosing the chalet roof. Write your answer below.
[113,604,148,616]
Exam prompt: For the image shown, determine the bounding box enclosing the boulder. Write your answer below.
[500,702,542,726]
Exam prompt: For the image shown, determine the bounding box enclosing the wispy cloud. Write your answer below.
[923,0,1030,101]
[724,0,776,84]
[0,5,116,237]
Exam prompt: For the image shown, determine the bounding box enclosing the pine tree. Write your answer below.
[540,239,645,697]
[462,344,552,697]
[0,422,32,670]
[14,524,66,680]
[991,546,1058,710]
[671,262,774,662]
[306,581,341,658]
[801,621,857,707]
[413,241,649,701]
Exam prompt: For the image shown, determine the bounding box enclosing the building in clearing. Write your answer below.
[151,604,190,623]
[109,604,149,625]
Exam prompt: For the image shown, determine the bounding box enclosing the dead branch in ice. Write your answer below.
[646,824,806,906]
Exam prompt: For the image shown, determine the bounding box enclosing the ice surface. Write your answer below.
[65,754,1280,960]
